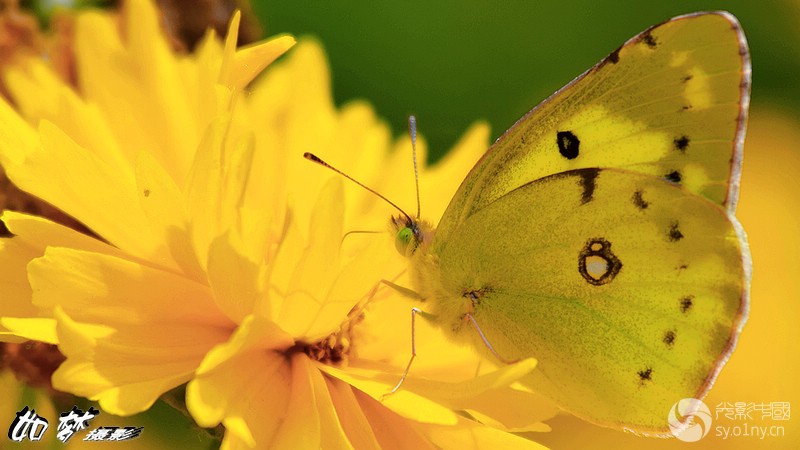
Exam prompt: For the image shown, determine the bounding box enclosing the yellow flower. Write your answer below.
[0,0,552,447]
[0,0,293,412]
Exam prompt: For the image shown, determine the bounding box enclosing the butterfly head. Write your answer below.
[391,214,433,257]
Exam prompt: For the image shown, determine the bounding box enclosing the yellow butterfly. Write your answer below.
[392,11,750,436]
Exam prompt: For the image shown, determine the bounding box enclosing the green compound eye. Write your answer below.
[395,226,415,255]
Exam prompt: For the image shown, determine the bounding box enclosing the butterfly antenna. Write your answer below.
[409,115,422,219]
[304,152,413,222]
[340,229,383,245]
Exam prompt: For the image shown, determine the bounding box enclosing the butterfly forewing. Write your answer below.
[434,12,750,248]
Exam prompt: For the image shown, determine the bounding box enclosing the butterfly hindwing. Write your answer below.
[420,168,747,433]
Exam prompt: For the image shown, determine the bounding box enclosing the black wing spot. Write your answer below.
[632,189,649,210]
[680,295,694,314]
[668,221,684,242]
[607,46,621,64]
[637,367,653,385]
[665,170,682,184]
[143,189,151,197]
[681,104,693,111]
[673,136,690,152]
[557,131,580,160]
[663,330,676,348]
[642,32,658,48]
[682,74,693,83]
[577,169,599,205]
[578,238,622,286]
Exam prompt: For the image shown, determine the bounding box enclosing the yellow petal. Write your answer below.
[217,10,241,89]
[306,238,391,339]
[1,211,126,257]
[0,211,127,343]
[271,354,353,449]
[1,318,57,344]
[184,114,257,267]
[326,378,383,449]
[425,422,549,450]
[249,39,337,227]
[6,121,174,262]
[325,357,546,431]
[3,57,129,174]
[216,9,295,92]
[318,363,459,426]
[461,386,557,433]
[135,150,202,277]
[76,0,197,181]
[0,235,43,319]
[28,248,232,415]
[52,306,200,415]
[279,178,345,338]
[229,35,296,92]
[0,96,39,167]
[187,315,294,445]
[399,358,539,403]
[207,231,265,324]
[354,390,439,449]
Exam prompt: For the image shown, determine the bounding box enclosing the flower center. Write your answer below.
[291,312,364,365]
[298,335,348,364]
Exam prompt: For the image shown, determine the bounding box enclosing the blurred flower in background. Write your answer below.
[0,0,552,448]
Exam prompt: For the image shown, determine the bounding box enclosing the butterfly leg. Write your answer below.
[384,307,421,398]
[380,278,423,300]
[383,307,438,398]
[464,313,520,365]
